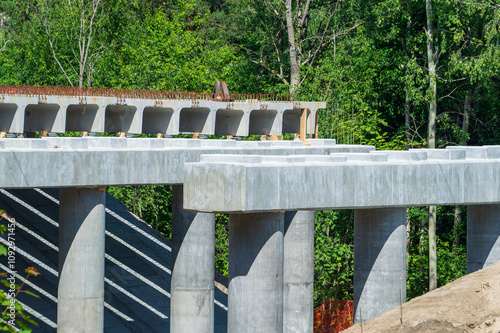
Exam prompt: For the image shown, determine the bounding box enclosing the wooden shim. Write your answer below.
[300,108,307,142]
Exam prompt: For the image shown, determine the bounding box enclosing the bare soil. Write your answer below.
[343,260,500,333]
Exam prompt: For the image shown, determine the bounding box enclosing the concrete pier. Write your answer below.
[283,211,315,333]
[467,204,500,273]
[228,213,284,333]
[171,185,215,333]
[58,187,106,332]
[353,208,407,323]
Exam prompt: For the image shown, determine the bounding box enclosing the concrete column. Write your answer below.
[58,187,106,333]
[171,185,215,333]
[467,204,500,273]
[283,211,315,333]
[354,208,406,324]
[228,212,284,333]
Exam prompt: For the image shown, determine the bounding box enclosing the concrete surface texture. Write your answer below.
[58,188,106,332]
[283,211,315,333]
[171,185,215,333]
[353,208,407,324]
[228,213,284,333]
[0,138,369,188]
[184,146,500,212]
[0,94,325,136]
[467,204,500,274]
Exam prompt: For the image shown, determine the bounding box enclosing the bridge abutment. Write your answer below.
[467,204,500,273]
[58,187,106,333]
[228,212,284,333]
[283,210,315,333]
[354,207,407,323]
[171,185,215,333]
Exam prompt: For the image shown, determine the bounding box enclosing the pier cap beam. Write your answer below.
[183,147,500,213]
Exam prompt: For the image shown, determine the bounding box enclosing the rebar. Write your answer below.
[0,85,293,102]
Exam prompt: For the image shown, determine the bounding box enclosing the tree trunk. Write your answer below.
[426,0,438,292]
[285,0,300,96]
[426,0,437,149]
[405,89,411,146]
[453,205,462,250]
[462,88,473,145]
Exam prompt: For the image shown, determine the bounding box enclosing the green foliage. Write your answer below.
[314,210,354,308]
[215,214,229,277]
[406,206,467,300]
[107,185,173,238]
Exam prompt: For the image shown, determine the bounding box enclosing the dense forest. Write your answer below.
[1,0,499,307]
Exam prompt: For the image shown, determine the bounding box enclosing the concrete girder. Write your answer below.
[0,138,349,188]
[184,147,500,212]
[0,95,325,136]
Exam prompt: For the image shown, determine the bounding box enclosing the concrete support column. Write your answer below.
[171,185,215,333]
[354,208,406,324]
[283,211,315,333]
[228,212,284,333]
[58,187,106,333]
[467,204,500,273]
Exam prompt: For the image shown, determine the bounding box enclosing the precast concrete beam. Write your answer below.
[171,185,215,332]
[467,204,500,273]
[184,147,500,212]
[283,211,315,333]
[0,138,347,188]
[353,208,407,323]
[58,187,106,332]
[0,93,326,135]
[228,212,284,333]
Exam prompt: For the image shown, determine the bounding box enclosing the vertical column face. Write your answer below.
[467,204,500,273]
[354,207,407,324]
[171,185,215,333]
[228,212,284,333]
[58,187,106,333]
[283,211,315,333]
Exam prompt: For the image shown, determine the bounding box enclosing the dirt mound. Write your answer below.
[343,261,500,333]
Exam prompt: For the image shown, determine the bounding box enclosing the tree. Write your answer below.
[213,0,361,96]
[34,0,104,87]
[425,0,438,291]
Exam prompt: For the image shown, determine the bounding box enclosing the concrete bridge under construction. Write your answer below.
[0,85,324,137]
[0,86,499,332]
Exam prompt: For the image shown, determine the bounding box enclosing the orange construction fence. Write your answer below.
[314,300,354,333]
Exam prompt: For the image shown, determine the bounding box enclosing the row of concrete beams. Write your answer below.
[0,137,369,188]
[0,95,325,136]
[182,145,500,331]
[184,146,500,212]
[0,137,369,332]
